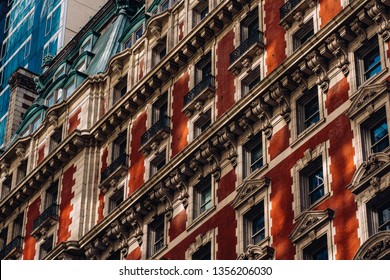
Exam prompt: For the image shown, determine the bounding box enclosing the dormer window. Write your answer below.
[80,38,92,54]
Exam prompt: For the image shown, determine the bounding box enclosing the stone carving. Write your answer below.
[166,170,189,208]
[366,1,390,42]
[292,69,308,91]
[85,238,105,260]
[231,178,270,209]
[237,244,275,260]
[216,128,238,167]
[350,19,367,43]
[326,33,350,76]
[251,98,273,139]
[306,50,329,93]
[151,182,173,220]
[122,207,144,245]
[199,142,221,181]
[269,83,291,123]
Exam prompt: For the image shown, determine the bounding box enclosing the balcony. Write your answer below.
[228,30,264,76]
[99,153,129,192]
[183,74,216,117]
[279,0,316,30]
[32,203,59,239]
[140,115,171,156]
[0,235,23,260]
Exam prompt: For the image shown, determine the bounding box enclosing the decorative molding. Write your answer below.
[213,127,238,167]
[350,18,368,43]
[85,238,105,260]
[306,50,329,93]
[231,177,271,209]
[292,69,308,91]
[365,0,390,42]
[251,98,273,139]
[185,229,215,259]
[269,82,291,123]
[289,208,335,243]
[237,243,275,260]
[8,71,37,92]
[326,33,350,76]
[354,231,390,259]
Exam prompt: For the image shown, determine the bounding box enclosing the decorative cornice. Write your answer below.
[8,71,37,92]
[237,242,275,260]
[354,231,390,260]
[231,177,271,209]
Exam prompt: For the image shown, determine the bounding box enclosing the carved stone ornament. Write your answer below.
[350,18,367,43]
[306,50,329,93]
[237,243,275,260]
[85,238,106,260]
[292,69,308,91]
[349,152,389,194]
[326,33,350,76]
[269,83,291,123]
[8,71,37,92]
[231,178,271,209]
[354,231,390,260]
[366,1,390,42]
[122,207,145,246]
[199,142,221,181]
[251,99,273,139]
[346,81,389,118]
[289,208,335,243]
[150,182,173,220]
[215,127,238,167]
[166,167,190,208]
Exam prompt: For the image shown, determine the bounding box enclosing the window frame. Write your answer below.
[193,109,211,138]
[192,175,213,221]
[292,18,314,51]
[39,235,54,259]
[152,37,167,68]
[147,215,166,258]
[302,234,329,260]
[108,186,124,214]
[243,132,264,179]
[149,149,167,178]
[296,86,320,135]
[243,200,266,247]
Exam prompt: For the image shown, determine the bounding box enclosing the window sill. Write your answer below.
[294,192,331,222]
[241,164,269,186]
[187,205,216,232]
[291,118,326,148]
[147,244,168,260]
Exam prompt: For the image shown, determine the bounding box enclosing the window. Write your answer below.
[50,126,62,152]
[45,14,52,35]
[113,77,127,104]
[356,37,382,86]
[31,117,42,132]
[16,161,27,185]
[47,89,62,106]
[241,66,260,97]
[4,14,10,32]
[150,149,166,177]
[148,215,165,257]
[65,81,76,98]
[193,176,212,219]
[243,134,263,178]
[152,37,167,67]
[361,107,389,158]
[193,2,209,27]
[244,201,265,247]
[240,8,259,43]
[45,181,58,209]
[152,93,168,125]
[303,234,329,260]
[367,190,390,235]
[24,39,31,59]
[300,156,324,210]
[0,227,8,251]
[194,109,211,138]
[192,242,211,260]
[161,0,169,11]
[112,132,127,162]
[108,186,124,214]
[195,53,211,84]
[53,65,66,81]
[135,26,143,41]
[1,176,11,199]
[27,13,34,30]
[292,19,314,51]
[12,213,24,238]
[377,200,390,232]
[80,38,92,53]
[1,41,7,60]
[39,235,53,259]
[297,86,320,135]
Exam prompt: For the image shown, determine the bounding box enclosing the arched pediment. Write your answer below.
[354,231,390,260]
[349,153,390,194]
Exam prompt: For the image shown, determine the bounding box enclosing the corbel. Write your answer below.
[251,98,273,139]
[122,207,144,246]
[326,33,350,76]
[366,0,390,42]
[216,127,238,167]
[200,142,221,181]
[269,82,291,123]
[151,182,173,220]
[85,238,105,260]
[167,169,189,208]
[306,50,329,93]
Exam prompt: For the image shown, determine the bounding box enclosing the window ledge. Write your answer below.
[291,118,326,148]
[240,164,269,187]
[187,205,216,232]
[294,192,331,222]
[147,244,168,260]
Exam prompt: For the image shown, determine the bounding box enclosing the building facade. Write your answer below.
[0,0,107,147]
[0,0,389,260]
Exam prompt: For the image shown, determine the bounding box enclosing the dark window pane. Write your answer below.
[370,120,389,153]
[378,201,390,231]
[364,46,382,80]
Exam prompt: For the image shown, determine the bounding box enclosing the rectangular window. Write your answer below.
[378,200,390,232]
[135,26,143,41]
[39,235,53,259]
[152,93,168,125]
[195,53,212,84]
[194,176,212,219]
[292,19,314,51]
[0,227,8,251]
[361,107,389,158]
[5,14,10,32]
[150,149,166,177]
[194,109,211,138]
[50,126,62,152]
[244,201,265,247]
[1,41,7,60]
[31,116,42,132]
[16,161,27,185]
[303,234,328,260]
[45,181,58,209]
[192,242,211,260]
[65,81,76,98]
[240,8,259,42]
[45,14,52,35]
[243,134,263,178]
[112,132,127,161]
[356,37,382,86]
[300,156,324,210]
[152,37,167,67]
[241,66,260,97]
[193,2,209,27]
[113,77,127,104]
[148,215,165,257]
[297,86,320,135]
[161,0,169,11]
[108,187,124,214]
[24,39,31,59]
[1,176,12,199]
[12,213,24,238]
